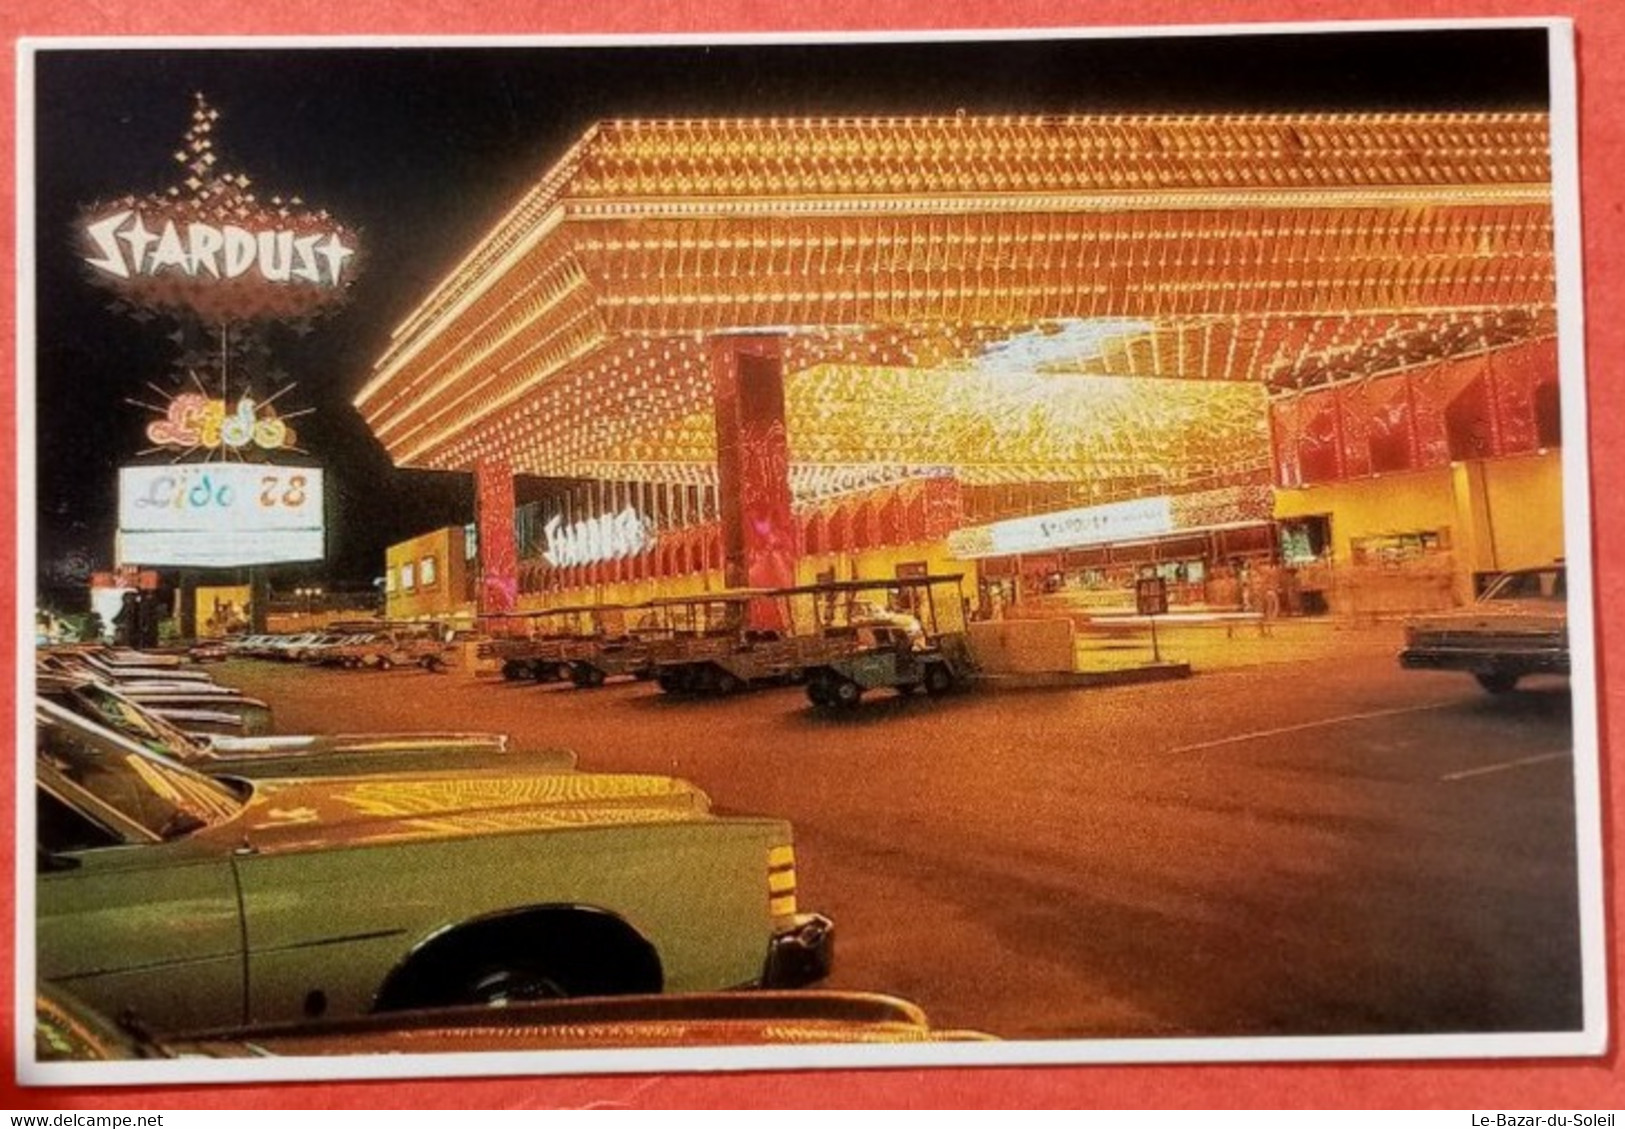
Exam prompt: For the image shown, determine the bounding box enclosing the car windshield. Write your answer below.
[39,681,206,764]
[1483,568,1566,602]
[37,703,243,839]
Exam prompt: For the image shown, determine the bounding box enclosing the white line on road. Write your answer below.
[1166,702,1457,754]
[1440,750,1572,782]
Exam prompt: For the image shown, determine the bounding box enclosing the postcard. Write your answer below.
[16,19,1604,1091]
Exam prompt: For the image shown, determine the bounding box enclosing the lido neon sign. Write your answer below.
[146,393,296,452]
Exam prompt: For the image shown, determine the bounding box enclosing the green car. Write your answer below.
[34,699,832,1036]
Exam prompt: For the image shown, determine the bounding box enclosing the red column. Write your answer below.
[711,335,796,622]
[474,457,518,615]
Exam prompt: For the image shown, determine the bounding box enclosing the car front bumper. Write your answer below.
[1398,646,1569,677]
[762,913,834,988]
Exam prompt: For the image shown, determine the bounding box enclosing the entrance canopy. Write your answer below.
[355,113,1553,502]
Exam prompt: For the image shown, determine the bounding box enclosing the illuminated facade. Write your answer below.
[384,526,475,621]
[356,114,1559,616]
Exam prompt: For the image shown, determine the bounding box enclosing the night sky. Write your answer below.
[27,27,1552,596]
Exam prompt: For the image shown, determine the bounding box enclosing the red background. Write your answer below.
[3,1,1621,1109]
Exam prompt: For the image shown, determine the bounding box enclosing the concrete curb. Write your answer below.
[975,662,1193,692]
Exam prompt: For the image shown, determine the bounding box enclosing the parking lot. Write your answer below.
[222,626,1584,1043]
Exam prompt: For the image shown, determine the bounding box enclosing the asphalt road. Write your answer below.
[220,636,1584,1043]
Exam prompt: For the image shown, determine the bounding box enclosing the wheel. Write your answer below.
[1475,671,1522,695]
[922,664,954,696]
[831,679,863,708]
[376,913,662,1012]
[656,673,680,694]
[501,661,527,682]
[715,672,743,695]
[806,678,833,707]
[461,963,573,1005]
[376,655,395,671]
[571,665,605,688]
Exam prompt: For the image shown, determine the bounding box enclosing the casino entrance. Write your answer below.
[356,114,1562,622]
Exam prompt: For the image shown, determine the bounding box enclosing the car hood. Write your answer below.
[1407,600,1567,634]
[184,993,991,1054]
[206,731,518,760]
[41,990,991,1061]
[205,768,715,854]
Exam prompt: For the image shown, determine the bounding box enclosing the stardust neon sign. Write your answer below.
[84,211,354,287]
[77,94,360,323]
[542,508,653,568]
[145,393,296,452]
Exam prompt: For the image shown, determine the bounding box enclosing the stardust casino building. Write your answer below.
[358,114,1564,626]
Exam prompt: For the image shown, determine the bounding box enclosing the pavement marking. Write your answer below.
[1440,750,1572,782]
[1166,702,1457,755]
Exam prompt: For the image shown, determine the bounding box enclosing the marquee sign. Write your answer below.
[145,392,297,452]
[947,496,1176,559]
[117,464,324,568]
[946,485,1276,559]
[78,94,359,323]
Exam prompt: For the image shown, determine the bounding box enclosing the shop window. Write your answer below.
[1279,516,1331,565]
[420,555,438,587]
[1350,529,1450,567]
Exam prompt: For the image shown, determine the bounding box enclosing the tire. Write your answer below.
[375,912,662,1012]
[806,677,833,707]
[571,665,605,689]
[923,664,954,696]
[1475,671,1522,695]
[832,679,863,708]
[715,672,743,696]
[501,661,527,682]
[656,672,682,694]
[461,962,573,1005]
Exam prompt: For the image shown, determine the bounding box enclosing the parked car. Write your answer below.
[35,672,558,780]
[324,627,454,671]
[35,985,986,1064]
[1399,563,1569,694]
[35,700,833,1034]
[187,640,230,663]
[41,648,217,685]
